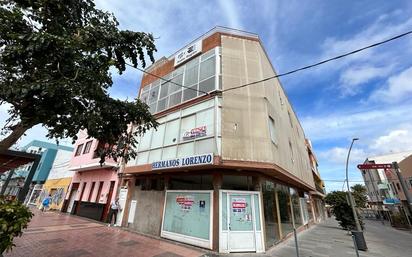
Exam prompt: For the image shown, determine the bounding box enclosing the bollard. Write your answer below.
[294,228,300,257]
[352,235,360,257]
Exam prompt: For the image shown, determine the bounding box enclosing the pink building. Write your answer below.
[63,130,119,222]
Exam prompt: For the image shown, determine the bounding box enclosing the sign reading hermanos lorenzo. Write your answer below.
[174,40,202,67]
[152,153,213,170]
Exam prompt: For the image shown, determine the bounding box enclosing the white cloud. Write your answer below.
[368,66,412,103]
[339,65,393,96]
[217,0,243,29]
[302,103,412,142]
[319,147,366,165]
[370,124,412,153]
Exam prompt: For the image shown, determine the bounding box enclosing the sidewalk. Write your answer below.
[5,210,412,257]
[5,208,204,257]
[243,218,412,257]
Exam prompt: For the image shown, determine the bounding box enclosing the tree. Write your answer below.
[351,184,367,208]
[0,0,158,163]
[325,191,364,230]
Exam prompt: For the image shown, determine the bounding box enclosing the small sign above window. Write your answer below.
[174,40,202,67]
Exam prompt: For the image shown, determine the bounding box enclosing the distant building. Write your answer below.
[360,151,412,221]
[1,140,73,203]
[306,139,326,223]
[119,27,319,253]
[39,145,75,210]
[63,130,119,222]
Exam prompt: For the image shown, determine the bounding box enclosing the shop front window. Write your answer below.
[278,184,293,236]
[290,188,302,227]
[169,175,213,190]
[262,181,280,248]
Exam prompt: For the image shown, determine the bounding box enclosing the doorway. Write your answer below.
[102,181,115,222]
[66,183,79,213]
[219,190,264,253]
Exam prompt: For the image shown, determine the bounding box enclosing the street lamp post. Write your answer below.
[345,138,367,250]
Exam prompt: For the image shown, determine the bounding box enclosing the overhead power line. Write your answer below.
[124,29,412,95]
[221,29,412,93]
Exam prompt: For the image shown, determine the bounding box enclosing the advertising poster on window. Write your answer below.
[162,191,212,245]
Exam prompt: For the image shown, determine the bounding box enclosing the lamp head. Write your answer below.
[353,138,359,141]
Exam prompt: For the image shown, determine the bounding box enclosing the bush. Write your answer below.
[325,191,364,230]
[0,197,33,254]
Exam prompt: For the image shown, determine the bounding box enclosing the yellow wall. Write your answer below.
[39,177,72,210]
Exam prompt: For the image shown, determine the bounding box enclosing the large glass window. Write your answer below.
[151,124,165,149]
[162,191,212,243]
[139,48,217,114]
[291,188,302,227]
[278,185,293,237]
[262,181,280,248]
[164,119,179,146]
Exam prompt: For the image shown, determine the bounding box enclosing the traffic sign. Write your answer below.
[357,163,393,169]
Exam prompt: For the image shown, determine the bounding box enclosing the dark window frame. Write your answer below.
[75,144,84,156]
[83,140,93,154]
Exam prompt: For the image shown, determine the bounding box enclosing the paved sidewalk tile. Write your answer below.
[5,208,204,257]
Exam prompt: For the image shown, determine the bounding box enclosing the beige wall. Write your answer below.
[221,35,314,188]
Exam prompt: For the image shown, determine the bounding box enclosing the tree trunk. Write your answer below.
[0,123,30,151]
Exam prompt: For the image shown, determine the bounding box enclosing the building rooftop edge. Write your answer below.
[145,26,259,72]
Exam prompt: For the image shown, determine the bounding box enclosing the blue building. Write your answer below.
[1,140,73,200]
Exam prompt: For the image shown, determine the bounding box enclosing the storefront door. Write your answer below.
[219,190,264,253]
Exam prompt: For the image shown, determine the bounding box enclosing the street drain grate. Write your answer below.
[117,240,139,246]
[153,252,184,257]
[39,238,65,244]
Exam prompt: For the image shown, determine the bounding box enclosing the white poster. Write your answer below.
[116,187,128,226]
[128,200,137,224]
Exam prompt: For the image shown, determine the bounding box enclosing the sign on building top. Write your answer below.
[152,153,213,170]
[174,40,202,67]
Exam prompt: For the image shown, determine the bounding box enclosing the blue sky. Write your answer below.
[1,1,412,192]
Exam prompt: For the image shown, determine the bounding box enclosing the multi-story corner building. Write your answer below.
[0,140,73,203]
[306,139,326,223]
[120,27,316,253]
[361,151,412,220]
[63,130,119,222]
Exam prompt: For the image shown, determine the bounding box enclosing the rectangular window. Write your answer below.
[168,91,182,108]
[75,144,83,156]
[164,119,180,146]
[151,123,165,149]
[289,140,294,163]
[268,116,276,144]
[199,56,215,81]
[199,76,215,93]
[83,140,93,154]
[183,85,198,102]
[149,84,160,104]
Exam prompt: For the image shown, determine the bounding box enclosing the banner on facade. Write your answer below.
[182,126,207,141]
[152,153,213,170]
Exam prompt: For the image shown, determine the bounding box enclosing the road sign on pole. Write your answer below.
[357,163,393,169]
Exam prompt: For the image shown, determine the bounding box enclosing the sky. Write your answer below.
[1,1,412,192]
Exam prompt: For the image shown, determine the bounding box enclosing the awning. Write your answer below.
[0,150,40,173]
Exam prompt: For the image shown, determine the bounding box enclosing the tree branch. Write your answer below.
[0,123,31,151]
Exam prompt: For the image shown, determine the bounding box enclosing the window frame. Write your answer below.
[75,144,84,156]
[83,140,93,154]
